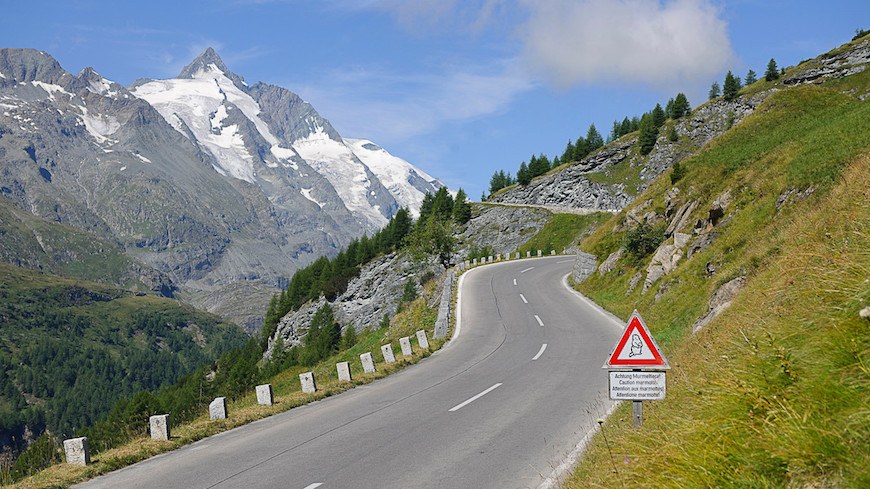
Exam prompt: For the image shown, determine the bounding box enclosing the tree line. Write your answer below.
[486,91,693,196]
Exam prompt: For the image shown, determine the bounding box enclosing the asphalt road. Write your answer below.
[76,256,622,489]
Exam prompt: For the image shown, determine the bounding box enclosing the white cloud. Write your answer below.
[290,59,534,143]
[518,0,735,88]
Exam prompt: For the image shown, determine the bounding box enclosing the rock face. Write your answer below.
[692,276,747,333]
[573,252,598,283]
[457,204,552,256]
[0,47,444,332]
[783,39,870,87]
[265,251,438,358]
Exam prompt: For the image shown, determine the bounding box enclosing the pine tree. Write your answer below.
[744,69,758,85]
[630,116,641,132]
[765,58,779,81]
[418,192,434,222]
[452,188,471,224]
[551,155,560,168]
[651,103,666,128]
[585,124,604,151]
[667,125,678,142]
[637,113,658,155]
[708,81,721,100]
[672,93,690,118]
[432,187,453,220]
[561,140,575,162]
[723,71,740,101]
[619,117,632,137]
[573,136,589,161]
[517,161,530,185]
[610,120,621,142]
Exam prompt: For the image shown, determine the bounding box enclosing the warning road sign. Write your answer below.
[603,310,669,370]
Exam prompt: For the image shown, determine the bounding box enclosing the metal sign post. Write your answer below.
[602,310,669,429]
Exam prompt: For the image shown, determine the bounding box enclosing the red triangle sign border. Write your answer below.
[603,310,670,370]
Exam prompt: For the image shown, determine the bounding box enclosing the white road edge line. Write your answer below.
[532,343,547,360]
[537,401,620,489]
[534,315,544,327]
[302,484,323,489]
[536,273,628,489]
[448,383,502,412]
[520,293,528,304]
[520,266,535,273]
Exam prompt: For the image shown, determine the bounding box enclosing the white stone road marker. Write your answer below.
[416,330,430,350]
[361,352,376,373]
[337,361,352,381]
[399,336,413,356]
[381,344,396,363]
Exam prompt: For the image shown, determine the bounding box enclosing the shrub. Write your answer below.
[624,221,665,260]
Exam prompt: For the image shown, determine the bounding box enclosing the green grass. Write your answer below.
[516,213,610,256]
[567,63,870,487]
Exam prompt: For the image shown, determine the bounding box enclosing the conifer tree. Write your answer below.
[723,71,740,101]
[586,124,604,151]
[637,113,658,155]
[745,69,758,85]
[561,140,575,163]
[668,125,678,142]
[517,161,530,185]
[672,93,690,118]
[452,188,471,224]
[620,117,632,136]
[665,98,675,119]
[651,103,666,128]
[765,58,780,81]
[418,192,434,222]
[573,136,589,161]
[432,187,454,220]
[708,81,721,100]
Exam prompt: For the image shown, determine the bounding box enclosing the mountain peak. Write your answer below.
[177,47,229,79]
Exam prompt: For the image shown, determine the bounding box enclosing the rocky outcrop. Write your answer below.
[691,276,746,333]
[572,252,598,283]
[457,204,552,257]
[783,39,870,87]
[265,251,444,359]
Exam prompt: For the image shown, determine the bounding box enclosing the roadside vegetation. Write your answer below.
[566,48,870,487]
[5,284,445,488]
[515,213,610,257]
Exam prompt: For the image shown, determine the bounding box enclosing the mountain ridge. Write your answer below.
[0,47,444,331]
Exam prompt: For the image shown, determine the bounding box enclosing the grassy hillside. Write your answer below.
[0,198,170,293]
[0,264,246,474]
[566,44,869,487]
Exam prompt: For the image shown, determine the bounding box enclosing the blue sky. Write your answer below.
[2,1,868,199]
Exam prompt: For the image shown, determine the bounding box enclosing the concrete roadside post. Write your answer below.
[399,336,413,356]
[537,250,542,257]
[149,414,170,440]
[496,253,501,261]
[551,250,556,255]
[416,330,430,350]
[361,352,376,373]
[256,384,273,406]
[515,252,520,259]
[526,251,531,258]
[337,361,352,381]
[603,310,670,429]
[381,344,396,363]
[63,437,90,466]
[209,397,227,420]
[300,372,316,393]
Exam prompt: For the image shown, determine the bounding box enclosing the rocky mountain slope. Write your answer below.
[0,48,443,331]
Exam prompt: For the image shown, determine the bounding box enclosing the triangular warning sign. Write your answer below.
[603,310,669,369]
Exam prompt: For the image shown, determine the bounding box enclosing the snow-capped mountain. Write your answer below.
[344,138,443,218]
[0,47,445,331]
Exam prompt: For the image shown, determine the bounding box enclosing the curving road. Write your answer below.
[77,256,622,489]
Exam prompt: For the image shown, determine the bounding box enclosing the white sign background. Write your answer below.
[609,371,666,400]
